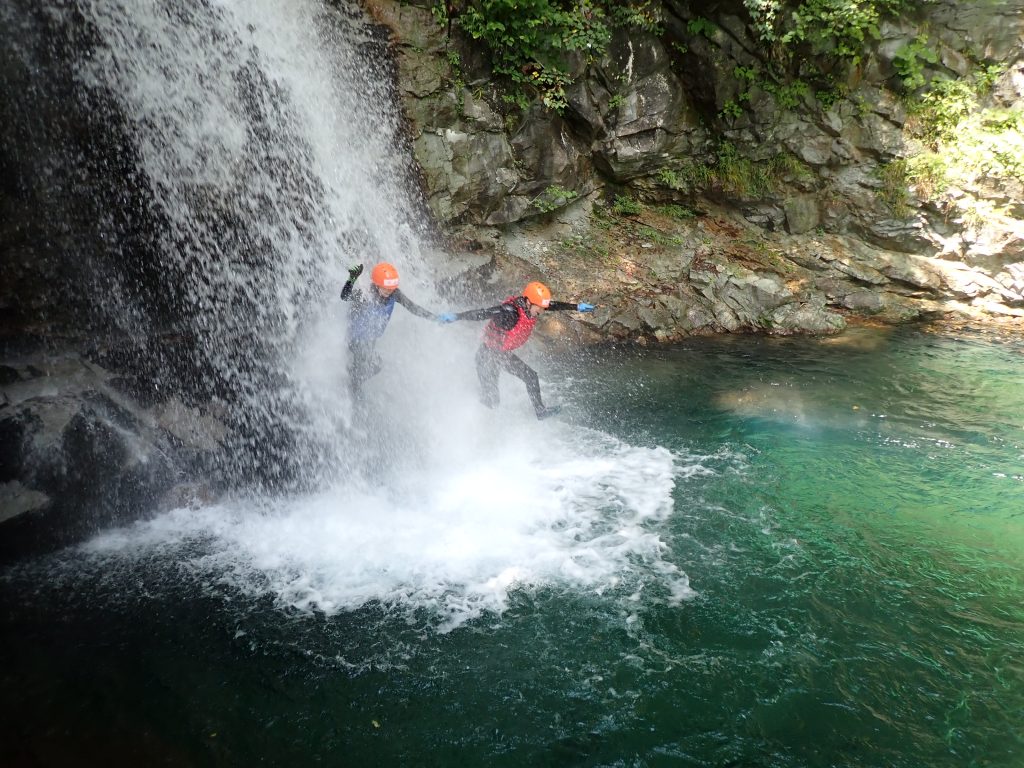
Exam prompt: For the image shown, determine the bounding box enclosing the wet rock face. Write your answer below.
[581,30,701,182]
[0,358,224,560]
[0,2,177,347]
[0,2,195,555]
[374,0,1024,332]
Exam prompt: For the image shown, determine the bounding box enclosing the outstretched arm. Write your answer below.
[394,289,438,320]
[548,300,596,312]
[454,304,513,324]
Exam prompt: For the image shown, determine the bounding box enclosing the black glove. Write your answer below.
[348,264,364,281]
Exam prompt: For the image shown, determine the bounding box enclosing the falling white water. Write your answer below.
[27,0,694,628]
[65,0,434,480]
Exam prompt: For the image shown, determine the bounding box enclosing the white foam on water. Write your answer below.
[85,419,693,630]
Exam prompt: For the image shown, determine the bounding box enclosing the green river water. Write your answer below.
[2,326,1022,767]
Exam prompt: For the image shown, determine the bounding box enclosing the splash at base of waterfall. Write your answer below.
[74,421,693,632]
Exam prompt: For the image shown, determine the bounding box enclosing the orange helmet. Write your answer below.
[371,262,399,288]
[523,281,551,308]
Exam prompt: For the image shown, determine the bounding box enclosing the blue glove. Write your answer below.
[577,302,595,312]
[436,312,457,324]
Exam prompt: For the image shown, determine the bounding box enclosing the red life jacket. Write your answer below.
[484,296,536,352]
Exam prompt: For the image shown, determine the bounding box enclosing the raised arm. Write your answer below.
[340,264,363,301]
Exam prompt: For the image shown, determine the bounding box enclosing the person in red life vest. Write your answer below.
[439,281,595,419]
[341,262,449,394]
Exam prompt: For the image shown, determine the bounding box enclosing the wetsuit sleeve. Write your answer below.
[341,264,364,299]
[393,289,436,320]
[340,279,357,301]
[547,300,580,311]
[454,304,516,329]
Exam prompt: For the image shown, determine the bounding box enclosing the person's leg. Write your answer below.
[500,352,547,416]
[475,344,501,408]
[348,341,381,396]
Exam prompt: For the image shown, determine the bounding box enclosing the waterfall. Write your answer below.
[7,0,434,488]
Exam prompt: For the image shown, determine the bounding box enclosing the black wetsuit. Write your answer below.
[455,297,578,417]
[340,279,434,392]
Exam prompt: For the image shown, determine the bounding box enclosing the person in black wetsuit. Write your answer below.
[340,262,445,394]
[441,281,595,419]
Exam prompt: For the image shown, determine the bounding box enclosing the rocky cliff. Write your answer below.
[365,0,1024,339]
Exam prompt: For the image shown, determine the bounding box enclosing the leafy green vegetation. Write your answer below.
[607,0,662,34]
[656,168,681,190]
[661,144,808,198]
[725,0,927,115]
[763,79,810,110]
[917,106,1024,183]
[686,17,718,39]
[720,100,744,120]
[655,204,697,220]
[435,1,663,112]
[784,0,905,61]
[531,184,578,213]
[744,0,920,62]
[638,225,683,246]
[878,65,1023,223]
[446,49,466,114]
[734,65,758,84]
[612,194,643,216]
[875,159,913,218]
[908,77,980,145]
[893,35,939,91]
[439,0,931,119]
[974,63,1005,94]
